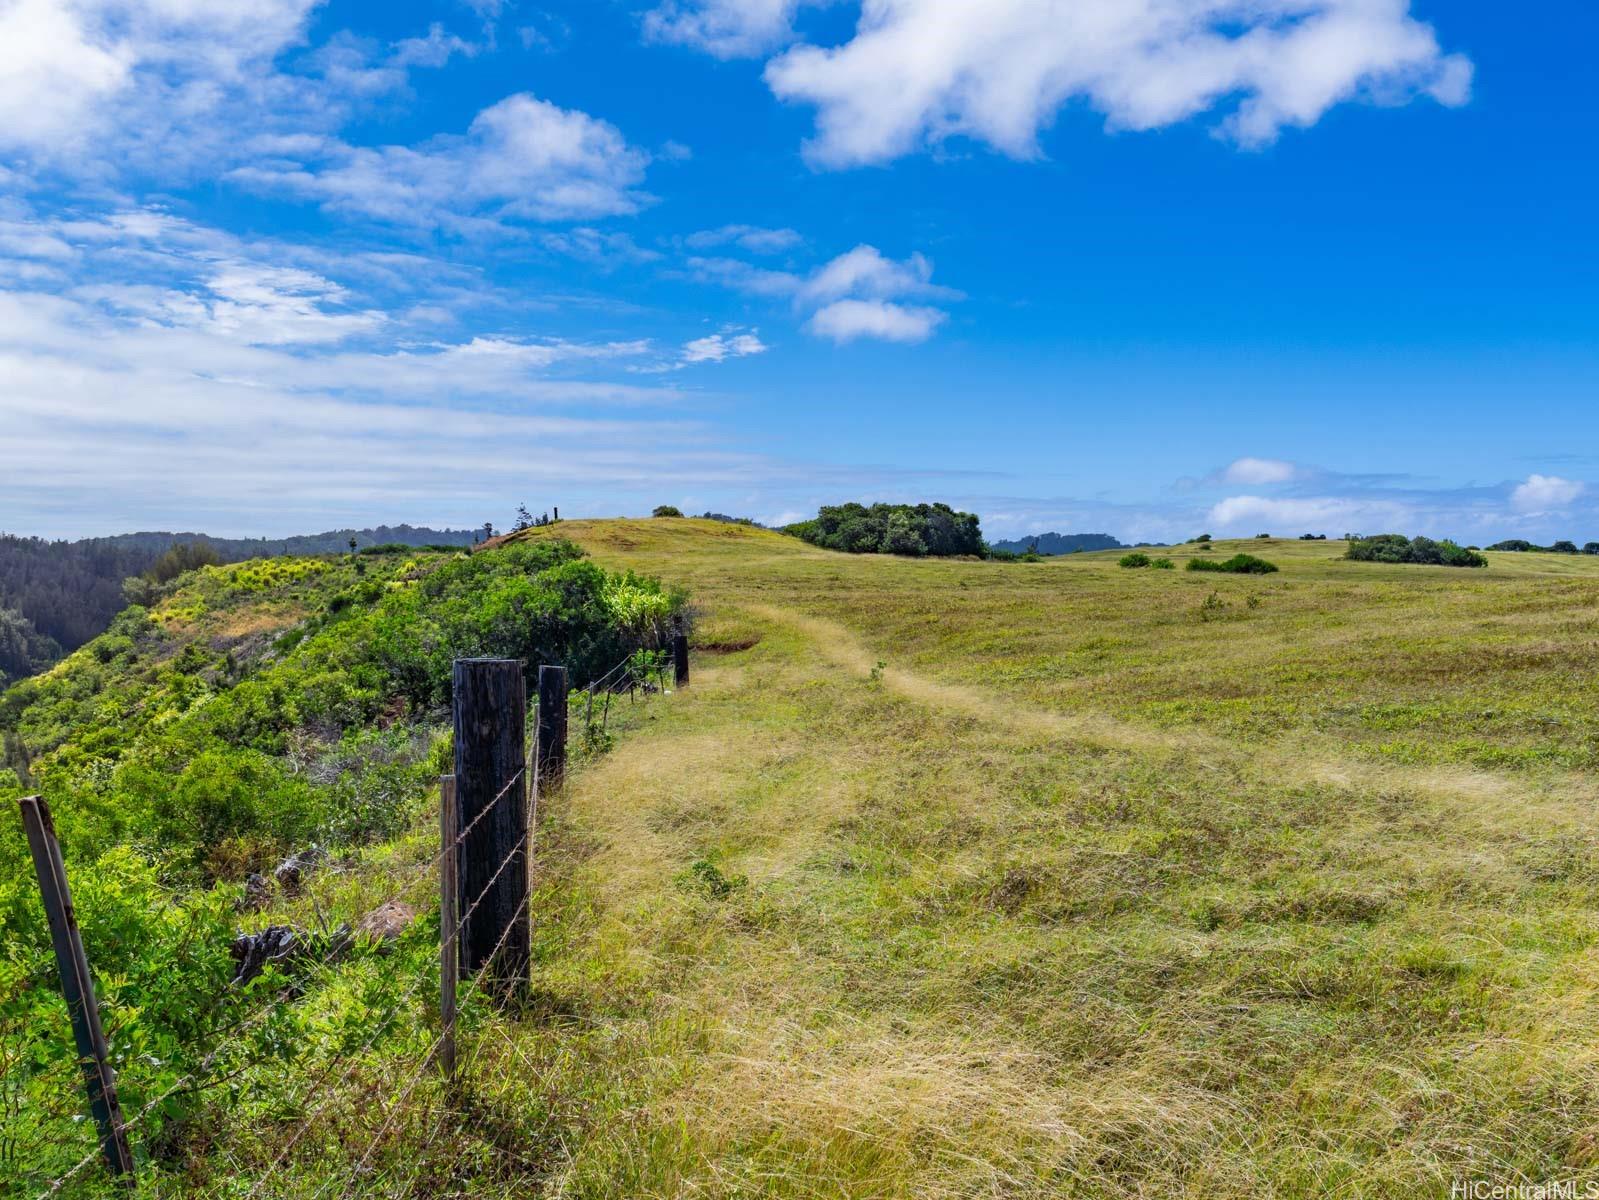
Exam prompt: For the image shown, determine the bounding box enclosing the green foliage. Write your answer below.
[1118,553,1152,569]
[146,539,224,585]
[1346,535,1487,568]
[1188,554,1279,575]
[652,505,685,518]
[786,502,984,557]
[0,606,60,684]
[1151,558,1175,570]
[1195,534,1213,543]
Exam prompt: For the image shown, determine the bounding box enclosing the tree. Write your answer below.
[652,505,684,518]
[513,504,534,532]
[348,536,358,554]
[1552,540,1579,554]
[1195,534,1212,543]
[481,522,495,543]
[1584,543,1599,556]
[882,511,926,556]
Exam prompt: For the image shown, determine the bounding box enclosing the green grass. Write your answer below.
[17,520,1599,1197]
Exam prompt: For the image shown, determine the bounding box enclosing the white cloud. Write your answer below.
[805,298,945,344]
[1511,474,1585,514]
[1206,494,1413,535]
[681,329,769,364]
[685,224,804,254]
[0,0,327,175]
[796,244,957,305]
[1221,457,1299,486]
[390,22,480,68]
[687,242,958,343]
[653,0,1471,168]
[229,93,653,230]
[644,0,799,58]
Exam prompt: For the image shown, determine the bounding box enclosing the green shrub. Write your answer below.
[1188,554,1279,575]
[652,505,684,518]
[1119,552,1152,569]
[1346,535,1487,568]
[1151,558,1175,570]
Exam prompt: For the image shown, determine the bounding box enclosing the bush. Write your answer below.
[1346,535,1487,568]
[1255,533,1271,540]
[1188,554,1278,575]
[1119,553,1151,569]
[652,505,684,518]
[1299,534,1328,541]
[1585,543,1599,556]
[1151,558,1175,570]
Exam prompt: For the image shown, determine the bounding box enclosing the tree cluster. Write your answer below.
[1345,534,1487,568]
[1488,539,1595,555]
[784,503,985,557]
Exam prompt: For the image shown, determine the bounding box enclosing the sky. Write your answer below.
[0,0,1595,544]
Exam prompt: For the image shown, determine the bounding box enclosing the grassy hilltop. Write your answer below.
[492,519,1599,1196]
[5,518,1599,1197]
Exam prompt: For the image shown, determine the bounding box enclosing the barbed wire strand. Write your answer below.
[239,799,535,1200]
[39,764,530,1200]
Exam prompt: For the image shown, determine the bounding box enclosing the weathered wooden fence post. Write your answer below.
[437,775,459,1082]
[17,795,135,1185]
[536,665,568,794]
[451,660,529,996]
[673,634,689,689]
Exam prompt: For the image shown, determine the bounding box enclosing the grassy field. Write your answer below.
[368,518,1597,1199]
[26,520,1599,1198]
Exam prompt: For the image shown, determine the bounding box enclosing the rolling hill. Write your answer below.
[6,521,1599,1197]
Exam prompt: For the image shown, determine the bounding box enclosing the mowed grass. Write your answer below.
[222,521,1599,1199]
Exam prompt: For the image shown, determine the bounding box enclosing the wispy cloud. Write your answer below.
[229,94,654,231]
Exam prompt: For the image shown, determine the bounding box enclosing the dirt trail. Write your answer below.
[743,602,1588,828]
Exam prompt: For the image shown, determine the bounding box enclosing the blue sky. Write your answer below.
[1,0,1595,543]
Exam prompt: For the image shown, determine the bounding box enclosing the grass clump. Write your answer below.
[1187,552,1279,574]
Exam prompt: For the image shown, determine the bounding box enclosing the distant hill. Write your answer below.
[0,524,480,685]
[989,532,1131,556]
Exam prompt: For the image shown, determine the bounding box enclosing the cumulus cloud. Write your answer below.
[1220,457,1300,486]
[681,329,769,364]
[805,298,945,344]
[651,0,1472,168]
[686,242,958,343]
[228,93,653,230]
[1511,473,1585,514]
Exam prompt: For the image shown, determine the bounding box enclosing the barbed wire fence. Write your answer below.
[13,635,690,1198]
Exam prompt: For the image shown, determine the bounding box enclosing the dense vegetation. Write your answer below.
[1186,552,1279,574]
[784,502,985,557]
[1346,534,1488,568]
[0,526,484,689]
[0,537,685,1191]
[990,532,1126,556]
[1488,538,1598,554]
